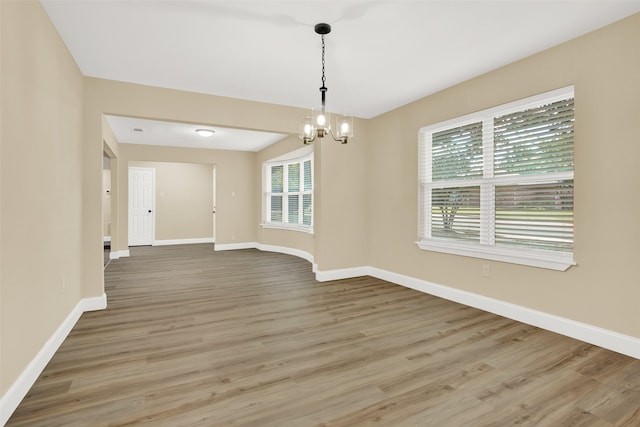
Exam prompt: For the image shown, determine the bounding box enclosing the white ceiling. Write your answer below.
[105,115,288,152]
[41,1,640,150]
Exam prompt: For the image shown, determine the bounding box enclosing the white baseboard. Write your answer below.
[0,293,107,426]
[106,240,640,361]
[110,241,640,369]
[366,267,640,360]
[83,293,108,312]
[215,241,317,271]
[214,242,258,251]
[153,237,214,246]
[217,242,316,270]
[250,242,633,358]
[109,249,130,260]
[315,266,370,282]
[255,243,314,264]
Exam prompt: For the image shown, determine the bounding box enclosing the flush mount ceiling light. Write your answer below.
[195,129,215,137]
[299,23,353,145]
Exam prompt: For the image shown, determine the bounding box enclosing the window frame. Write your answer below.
[262,152,314,233]
[417,86,575,271]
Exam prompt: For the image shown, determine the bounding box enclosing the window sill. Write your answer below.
[416,239,574,271]
[261,223,314,235]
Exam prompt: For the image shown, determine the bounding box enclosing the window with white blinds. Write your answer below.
[418,86,575,270]
[264,153,313,232]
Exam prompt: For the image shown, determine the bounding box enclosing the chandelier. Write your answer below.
[299,23,353,145]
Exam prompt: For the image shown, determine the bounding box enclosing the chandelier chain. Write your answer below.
[321,35,326,87]
[300,23,351,145]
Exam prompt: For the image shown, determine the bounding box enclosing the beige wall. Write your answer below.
[253,123,369,268]
[3,0,638,408]
[84,78,368,279]
[118,144,255,250]
[313,121,369,271]
[81,77,299,299]
[366,13,640,338]
[128,160,213,242]
[1,1,85,396]
[102,116,119,251]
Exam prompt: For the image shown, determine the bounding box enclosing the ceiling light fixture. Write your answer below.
[299,23,353,145]
[195,129,215,137]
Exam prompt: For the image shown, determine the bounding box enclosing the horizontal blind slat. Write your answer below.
[432,122,483,181]
[420,90,574,257]
[431,186,481,243]
[494,98,574,176]
[495,180,573,252]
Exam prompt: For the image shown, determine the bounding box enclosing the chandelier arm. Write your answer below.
[303,132,318,145]
[329,129,348,144]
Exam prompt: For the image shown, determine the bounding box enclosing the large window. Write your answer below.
[264,154,313,232]
[418,87,575,270]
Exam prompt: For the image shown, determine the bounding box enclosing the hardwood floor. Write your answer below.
[7,244,640,426]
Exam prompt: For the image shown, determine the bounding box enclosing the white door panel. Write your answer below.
[212,165,216,243]
[129,167,154,246]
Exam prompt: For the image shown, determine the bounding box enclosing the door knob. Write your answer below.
[148,210,152,213]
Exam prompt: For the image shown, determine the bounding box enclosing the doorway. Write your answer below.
[128,167,155,246]
[212,164,217,243]
[103,152,112,265]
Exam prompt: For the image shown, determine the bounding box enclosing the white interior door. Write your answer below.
[128,167,154,246]
[212,165,216,243]
[102,168,111,240]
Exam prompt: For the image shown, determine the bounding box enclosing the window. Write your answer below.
[264,153,313,232]
[418,87,575,270]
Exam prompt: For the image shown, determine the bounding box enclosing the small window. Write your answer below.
[263,153,313,232]
[418,87,575,270]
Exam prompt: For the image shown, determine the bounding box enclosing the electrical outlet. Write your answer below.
[482,264,490,278]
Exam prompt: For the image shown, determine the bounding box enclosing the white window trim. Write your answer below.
[262,151,313,233]
[417,86,575,271]
[261,222,315,235]
[415,239,575,271]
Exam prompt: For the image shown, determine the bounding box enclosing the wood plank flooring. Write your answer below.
[7,244,640,426]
